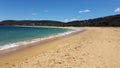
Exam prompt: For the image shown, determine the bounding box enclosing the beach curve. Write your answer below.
[0,27,120,68]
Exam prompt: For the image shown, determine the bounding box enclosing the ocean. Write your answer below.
[0,26,77,52]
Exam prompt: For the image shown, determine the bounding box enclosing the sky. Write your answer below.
[0,0,120,21]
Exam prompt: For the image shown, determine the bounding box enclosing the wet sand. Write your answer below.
[0,27,120,68]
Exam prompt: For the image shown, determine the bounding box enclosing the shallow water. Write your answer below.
[0,26,70,50]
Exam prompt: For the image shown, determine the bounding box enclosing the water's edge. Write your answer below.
[0,27,84,55]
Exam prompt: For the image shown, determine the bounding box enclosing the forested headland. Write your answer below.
[0,14,120,27]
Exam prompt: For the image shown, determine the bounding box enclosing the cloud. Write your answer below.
[79,9,91,13]
[114,8,120,12]
[32,13,37,16]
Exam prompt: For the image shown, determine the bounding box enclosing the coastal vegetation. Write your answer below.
[0,14,120,27]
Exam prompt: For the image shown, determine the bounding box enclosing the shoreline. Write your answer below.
[0,27,84,56]
[0,27,120,68]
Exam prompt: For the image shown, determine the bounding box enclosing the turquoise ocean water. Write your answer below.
[0,26,71,50]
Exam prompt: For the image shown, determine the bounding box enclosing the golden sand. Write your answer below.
[0,27,120,68]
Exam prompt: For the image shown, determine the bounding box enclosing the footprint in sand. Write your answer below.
[24,61,28,63]
[25,58,28,60]
[114,30,117,31]
[74,45,82,50]
[12,64,16,67]
[108,41,111,43]
[64,53,70,56]
[81,52,89,56]
[5,63,9,64]
[79,57,83,60]
[56,61,62,64]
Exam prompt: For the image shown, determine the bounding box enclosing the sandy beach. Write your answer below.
[0,27,120,68]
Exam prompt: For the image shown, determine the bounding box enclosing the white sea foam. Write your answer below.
[0,28,84,52]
